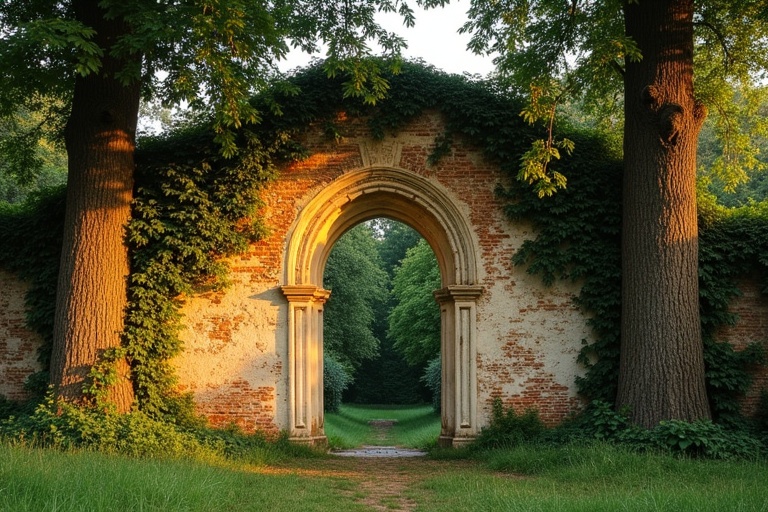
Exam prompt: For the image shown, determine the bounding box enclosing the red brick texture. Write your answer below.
[0,270,42,401]
[715,275,768,416]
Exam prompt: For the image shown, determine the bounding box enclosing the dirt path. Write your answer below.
[269,452,478,512]
[263,421,481,511]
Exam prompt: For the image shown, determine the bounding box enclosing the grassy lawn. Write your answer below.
[324,403,441,449]
[2,404,768,511]
[0,443,364,512]
[419,444,768,511]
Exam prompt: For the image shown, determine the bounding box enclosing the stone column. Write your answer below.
[281,284,330,446]
[434,285,483,447]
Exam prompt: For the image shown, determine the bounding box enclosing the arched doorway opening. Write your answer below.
[281,167,483,447]
[322,220,439,443]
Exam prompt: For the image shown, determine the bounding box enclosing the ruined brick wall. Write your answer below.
[715,275,768,416]
[0,269,42,401]
[3,109,766,435]
[174,110,590,431]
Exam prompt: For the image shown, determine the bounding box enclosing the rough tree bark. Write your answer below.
[617,0,711,427]
[49,0,138,412]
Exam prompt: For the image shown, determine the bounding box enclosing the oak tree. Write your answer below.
[0,0,445,411]
[461,0,768,426]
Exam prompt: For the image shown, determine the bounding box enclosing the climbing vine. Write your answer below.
[122,126,282,416]
[0,60,765,424]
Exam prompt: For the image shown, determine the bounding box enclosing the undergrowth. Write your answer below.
[469,398,768,461]
[0,392,319,464]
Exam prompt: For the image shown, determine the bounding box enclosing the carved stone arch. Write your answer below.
[284,167,479,288]
[282,166,483,447]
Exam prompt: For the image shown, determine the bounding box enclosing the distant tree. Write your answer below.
[372,218,423,275]
[323,223,389,372]
[0,103,67,203]
[344,219,428,405]
[388,239,440,367]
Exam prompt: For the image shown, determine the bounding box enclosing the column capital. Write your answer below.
[281,284,331,303]
[433,285,483,304]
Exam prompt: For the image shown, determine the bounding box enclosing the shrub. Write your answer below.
[473,398,545,450]
[554,400,765,460]
[421,356,441,412]
[618,419,764,460]
[565,400,631,441]
[0,393,213,459]
[0,392,317,464]
[323,354,352,413]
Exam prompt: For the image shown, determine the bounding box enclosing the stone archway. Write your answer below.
[281,166,483,447]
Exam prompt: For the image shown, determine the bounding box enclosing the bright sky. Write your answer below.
[280,2,497,77]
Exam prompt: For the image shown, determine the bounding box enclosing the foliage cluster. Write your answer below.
[560,401,766,461]
[0,391,310,463]
[388,239,441,367]
[323,354,352,414]
[323,223,388,373]
[0,102,67,204]
[472,398,545,450]
[421,356,441,412]
[473,399,767,461]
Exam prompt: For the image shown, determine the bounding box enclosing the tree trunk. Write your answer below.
[49,0,139,412]
[617,0,710,427]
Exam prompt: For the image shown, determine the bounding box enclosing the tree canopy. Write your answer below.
[459,0,768,427]
[462,0,768,193]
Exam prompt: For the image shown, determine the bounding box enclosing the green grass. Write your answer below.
[324,403,440,449]
[3,436,768,511]
[0,443,364,512]
[419,443,768,511]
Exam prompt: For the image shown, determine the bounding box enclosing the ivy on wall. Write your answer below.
[499,132,624,405]
[123,127,281,416]
[0,61,765,423]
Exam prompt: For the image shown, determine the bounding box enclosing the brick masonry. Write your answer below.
[1,110,766,432]
[0,270,42,401]
[714,275,768,416]
[171,110,596,432]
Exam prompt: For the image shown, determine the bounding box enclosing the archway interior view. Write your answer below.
[281,167,483,447]
[321,218,442,448]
